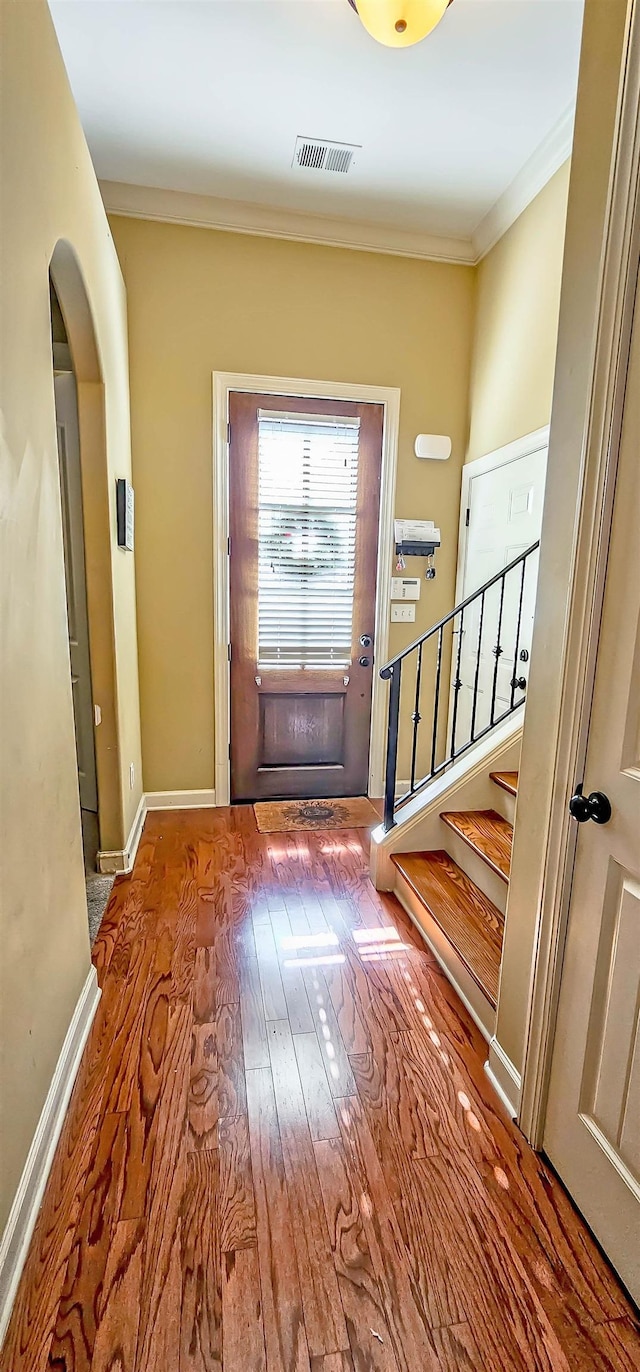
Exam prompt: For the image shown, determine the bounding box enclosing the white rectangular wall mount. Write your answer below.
[391,577,421,600]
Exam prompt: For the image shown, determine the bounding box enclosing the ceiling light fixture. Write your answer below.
[347,0,452,49]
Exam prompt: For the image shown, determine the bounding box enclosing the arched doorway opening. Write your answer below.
[49,241,120,938]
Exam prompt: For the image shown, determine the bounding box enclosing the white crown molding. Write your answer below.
[100,180,476,265]
[101,106,575,270]
[472,104,575,262]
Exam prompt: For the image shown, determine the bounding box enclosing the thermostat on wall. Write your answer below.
[391,577,421,601]
[116,479,134,551]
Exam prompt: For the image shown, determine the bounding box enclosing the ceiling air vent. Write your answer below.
[293,136,360,175]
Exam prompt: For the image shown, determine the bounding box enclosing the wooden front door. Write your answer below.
[229,392,383,801]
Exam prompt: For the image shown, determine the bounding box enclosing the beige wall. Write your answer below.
[497,0,630,1079]
[0,0,576,1250]
[110,215,475,792]
[467,161,571,464]
[0,0,142,1231]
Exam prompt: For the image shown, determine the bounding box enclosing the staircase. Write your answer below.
[390,770,518,1036]
[374,544,539,1038]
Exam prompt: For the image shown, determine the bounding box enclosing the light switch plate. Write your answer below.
[391,603,416,623]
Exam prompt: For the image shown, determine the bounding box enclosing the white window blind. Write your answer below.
[257,410,360,668]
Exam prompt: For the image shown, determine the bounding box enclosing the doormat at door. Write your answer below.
[253,796,380,834]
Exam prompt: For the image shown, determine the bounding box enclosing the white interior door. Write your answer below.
[54,371,98,813]
[452,439,547,752]
[543,277,640,1304]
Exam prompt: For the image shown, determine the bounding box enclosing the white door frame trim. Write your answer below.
[453,426,550,608]
[212,371,401,807]
[519,0,640,1147]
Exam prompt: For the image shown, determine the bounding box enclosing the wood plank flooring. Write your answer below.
[3,807,639,1371]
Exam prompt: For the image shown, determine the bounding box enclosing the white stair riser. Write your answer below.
[489,786,516,825]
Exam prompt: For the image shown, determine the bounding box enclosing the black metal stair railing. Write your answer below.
[379,541,540,831]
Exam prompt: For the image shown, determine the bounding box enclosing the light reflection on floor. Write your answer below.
[269,880,493,1141]
[282,953,345,969]
[281,931,339,952]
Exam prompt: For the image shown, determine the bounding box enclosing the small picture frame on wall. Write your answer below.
[116,478,134,551]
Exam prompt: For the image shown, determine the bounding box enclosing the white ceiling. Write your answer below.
[49,0,584,243]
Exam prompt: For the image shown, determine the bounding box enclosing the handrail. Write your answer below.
[380,540,540,678]
[379,540,541,831]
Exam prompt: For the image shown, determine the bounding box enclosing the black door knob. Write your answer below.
[569,785,612,825]
[510,675,527,691]
[359,634,373,649]
[358,656,371,668]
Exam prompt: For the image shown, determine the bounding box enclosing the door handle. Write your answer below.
[510,675,527,691]
[359,634,373,649]
[569,784,612,825]
[358,656,371,668]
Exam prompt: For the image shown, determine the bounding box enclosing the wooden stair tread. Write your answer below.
[490,770,519,798]
[392,850,503,1008]
[439,809,513,882]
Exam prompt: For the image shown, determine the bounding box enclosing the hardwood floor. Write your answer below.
[3,807,639,1371]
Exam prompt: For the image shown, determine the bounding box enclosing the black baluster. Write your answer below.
[410,643,423,794]
[382,660,401,831]
[450,607,465,758]
[377,543,539,818]
[510,557,528,710]
[430,626,443,777]
[470,591,485,742]
[490,573,506,727]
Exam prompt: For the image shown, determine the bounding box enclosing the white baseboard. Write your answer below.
[0,966,101,1346]
[145,789,217,811]
[98,788,220,870]
[97,791,146,875]
[484,1035,522,1120]
[97,790,218,873]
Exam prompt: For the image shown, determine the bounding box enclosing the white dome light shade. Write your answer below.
[414,434,452,460]
[354,0,451,49]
